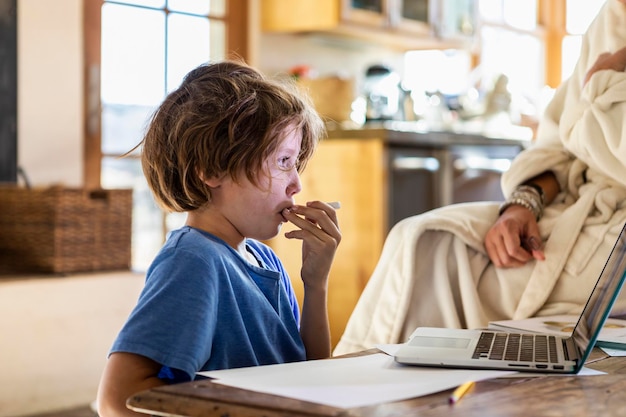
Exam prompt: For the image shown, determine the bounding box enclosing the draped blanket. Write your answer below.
[334,0,626,356]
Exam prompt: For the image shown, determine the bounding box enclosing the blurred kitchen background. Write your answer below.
[2,0,604,271]
[113,0,600,271]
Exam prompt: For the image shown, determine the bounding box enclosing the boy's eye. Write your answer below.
[278,156,296,170]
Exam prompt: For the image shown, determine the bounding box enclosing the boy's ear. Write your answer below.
[203,178,222,188]
[198,170,223,188]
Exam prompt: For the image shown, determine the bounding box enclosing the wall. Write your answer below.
[0,272,144,417]
[17,0,83,188]
[5,4,139,415]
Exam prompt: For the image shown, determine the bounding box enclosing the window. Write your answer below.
[478,0,604,116]
[477,0,544,117]
[403,0,604,136]
[479,0,604,92]
[403,1,547,128]
[84,0,250,271]
[561,0,605,80]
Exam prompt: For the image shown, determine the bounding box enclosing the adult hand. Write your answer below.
[282,201,341,289]
[583,45,626,85]
[485,205,545,268]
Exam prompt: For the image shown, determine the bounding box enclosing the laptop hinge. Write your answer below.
[563,337,579,361]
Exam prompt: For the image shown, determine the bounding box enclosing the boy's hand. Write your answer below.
[282,201,341,288]
[282,201,340,360]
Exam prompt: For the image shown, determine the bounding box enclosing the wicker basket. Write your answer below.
[0,186,132,275]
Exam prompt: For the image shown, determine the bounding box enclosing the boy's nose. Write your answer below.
[288,171,302,196]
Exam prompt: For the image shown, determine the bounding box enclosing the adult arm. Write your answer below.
[486,44,626,268]
[583,46,626,85]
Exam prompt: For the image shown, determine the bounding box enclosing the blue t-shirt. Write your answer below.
[110,226,306,380]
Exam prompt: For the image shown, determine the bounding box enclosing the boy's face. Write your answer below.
[212,127,303,242]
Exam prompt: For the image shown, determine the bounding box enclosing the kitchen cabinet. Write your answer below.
[344,0,477,39]
[261,0,339,32]
[265,129,528,348]
[341,0,387,27]
[265,138,386,350]
[341,0,430,36]
[261,0,476,50]
[431,0,476,40]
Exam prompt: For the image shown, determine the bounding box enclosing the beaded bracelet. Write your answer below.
[499,184,544,221]
[523,183,545,205]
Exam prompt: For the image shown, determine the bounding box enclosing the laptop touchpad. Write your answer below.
[409,336,471,349]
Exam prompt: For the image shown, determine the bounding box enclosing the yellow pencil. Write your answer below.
[449,381,475,404]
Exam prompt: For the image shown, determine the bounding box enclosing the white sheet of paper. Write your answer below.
[489,314,626,344]
[601,347,626,356]
[199,353,514,409]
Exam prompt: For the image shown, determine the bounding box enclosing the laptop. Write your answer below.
[394,222,626,374]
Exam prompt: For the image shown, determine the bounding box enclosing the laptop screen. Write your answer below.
[572,223,626,358]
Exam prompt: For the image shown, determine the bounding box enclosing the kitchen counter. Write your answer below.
[326,120,533,148]
[324,121,531,220]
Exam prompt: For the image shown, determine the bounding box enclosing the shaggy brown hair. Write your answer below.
[138,60,325,212]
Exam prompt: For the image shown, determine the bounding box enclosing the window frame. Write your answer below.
[82,0,253,189]
[538,0,567,88]
[474,0,567,89]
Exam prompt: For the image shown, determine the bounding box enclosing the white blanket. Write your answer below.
[334,0,626,356]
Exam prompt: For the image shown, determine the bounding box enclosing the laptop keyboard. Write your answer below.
[472,332,559,363]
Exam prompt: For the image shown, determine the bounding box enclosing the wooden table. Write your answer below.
[127,348,626,417]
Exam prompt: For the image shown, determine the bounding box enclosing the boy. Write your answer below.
[97,60,340,417]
